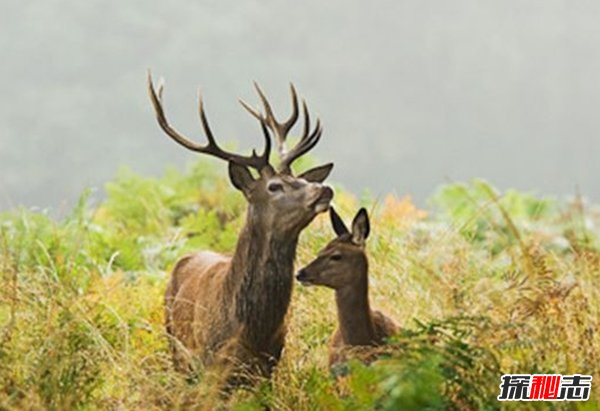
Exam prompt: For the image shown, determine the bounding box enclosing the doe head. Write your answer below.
[296,207,370,290]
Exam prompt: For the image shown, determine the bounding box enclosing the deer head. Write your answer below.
[147,74,334,236]
[296,207,370,289]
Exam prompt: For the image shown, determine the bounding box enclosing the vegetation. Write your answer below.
[1,161,598,410]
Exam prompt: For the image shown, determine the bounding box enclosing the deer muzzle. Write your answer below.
[312,186,334,213]
[295,269,314,286]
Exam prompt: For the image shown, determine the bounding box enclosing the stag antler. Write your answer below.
[239,82,298,158]
[239,83,323,174]
[279,100,323,174]
[147,72,272,172]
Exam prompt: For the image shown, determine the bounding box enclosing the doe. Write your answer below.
[296,207,398,367]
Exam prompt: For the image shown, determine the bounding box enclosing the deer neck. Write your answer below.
[335,262,376,346]
[228,206,298,348]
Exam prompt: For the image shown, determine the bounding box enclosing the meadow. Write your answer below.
[0,159,598,410]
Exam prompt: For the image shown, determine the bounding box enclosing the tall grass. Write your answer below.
[1,162,598,410]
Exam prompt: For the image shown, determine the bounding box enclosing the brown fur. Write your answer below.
[164,172,334,384]
[328,309,398,366]
[296,208,398,367]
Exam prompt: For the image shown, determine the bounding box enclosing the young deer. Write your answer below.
[296,207,398,367]
[147,74,334,383]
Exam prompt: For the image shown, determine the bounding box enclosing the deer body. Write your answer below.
[165,223,298,377]
[148,75,333,382]
[296,208,398,367]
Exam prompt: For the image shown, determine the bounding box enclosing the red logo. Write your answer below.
[498,374,592,401]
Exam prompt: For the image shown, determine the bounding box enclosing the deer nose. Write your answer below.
[317,186,334,204]
[296,269,307,282]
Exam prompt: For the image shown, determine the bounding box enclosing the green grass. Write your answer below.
[1,161,599,410]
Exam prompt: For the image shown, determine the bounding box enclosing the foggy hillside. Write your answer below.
[1,0,599,212]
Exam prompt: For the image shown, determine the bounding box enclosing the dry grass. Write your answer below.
[1,163,598,410]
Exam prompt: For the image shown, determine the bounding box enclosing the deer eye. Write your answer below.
[330,254,342,261]
[267,182,284,193]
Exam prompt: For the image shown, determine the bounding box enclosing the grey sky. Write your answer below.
[1,0,599,213]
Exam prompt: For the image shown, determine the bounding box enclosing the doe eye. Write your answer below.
[267,183,284,193]
[330,254,342,261]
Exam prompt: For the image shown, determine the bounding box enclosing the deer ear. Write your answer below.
[298,163,333,183]
[330,207,349,236]
[228,162,256,196]
[351,208,370,246]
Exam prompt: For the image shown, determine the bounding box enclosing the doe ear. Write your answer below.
[351,208,370,246]
[228,162,256,197]
[330,206,349,237]
[298,163,334,183]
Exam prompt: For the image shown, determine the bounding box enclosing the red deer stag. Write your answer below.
[296,207,398,367]
[147,74,334,384]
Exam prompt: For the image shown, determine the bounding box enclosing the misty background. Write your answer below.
[1,0,599,214]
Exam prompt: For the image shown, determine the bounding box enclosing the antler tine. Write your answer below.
[296,118,323,157]
[278,98,323,173]
[280,125,322,173]
[258,118,273,162]
[197,95,219,147]
[249,82,299,157]
[148,72,207,152]
[195,89,271,169]
[238,98,263,123]
[147,71,271,171]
